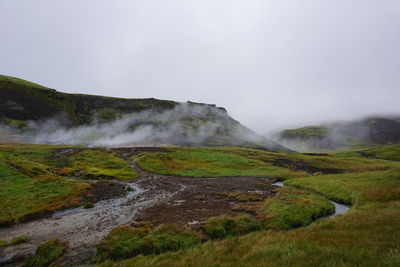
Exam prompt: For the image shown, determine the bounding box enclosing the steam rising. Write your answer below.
[1,103,272,148]
[274,120,373,152]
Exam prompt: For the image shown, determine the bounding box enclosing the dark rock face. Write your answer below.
[0,77,178,125]
[366,117,400,144]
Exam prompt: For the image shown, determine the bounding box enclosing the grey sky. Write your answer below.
[1,0,400,133]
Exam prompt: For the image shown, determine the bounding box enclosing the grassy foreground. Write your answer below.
[98,145,400,266]
[2,144,400,266]
[0,144,139,226]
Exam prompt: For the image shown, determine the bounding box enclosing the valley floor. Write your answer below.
[0,144,399,266]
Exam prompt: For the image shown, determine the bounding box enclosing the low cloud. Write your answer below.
[1,103,273,148]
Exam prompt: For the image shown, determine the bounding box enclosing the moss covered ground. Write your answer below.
[23,238,67,267]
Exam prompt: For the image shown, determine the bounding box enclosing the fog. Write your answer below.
[274,120,372,152]
[1,0,400,132]
[1,103,279,149]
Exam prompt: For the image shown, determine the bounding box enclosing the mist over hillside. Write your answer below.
[273,116,400,152]
[0,75,289,151]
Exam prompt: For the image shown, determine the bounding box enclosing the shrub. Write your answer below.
[203,215,262,239]
[96,224,200,261]
[147,224,201,254]
[23,238,67,267]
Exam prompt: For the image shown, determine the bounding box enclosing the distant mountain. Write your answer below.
[0,74,290,151]
[275,116,400,152]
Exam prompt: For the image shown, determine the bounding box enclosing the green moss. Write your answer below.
[23,238,67,267]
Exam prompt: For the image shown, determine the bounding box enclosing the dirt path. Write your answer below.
[0,147,277,266]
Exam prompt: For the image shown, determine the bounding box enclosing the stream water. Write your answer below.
[52,183,145,219]
[272,182,349,217]
[0,181,161,266]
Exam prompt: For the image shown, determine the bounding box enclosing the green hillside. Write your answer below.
[0,75,287,151]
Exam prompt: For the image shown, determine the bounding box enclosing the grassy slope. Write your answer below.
[101,145,400,266]
[0,74,49,89]
[334,144,400,161]
[0,144,139,225]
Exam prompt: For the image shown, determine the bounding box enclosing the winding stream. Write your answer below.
[272,181,350,217]
[52,183,145,219]
[0,181,165,266]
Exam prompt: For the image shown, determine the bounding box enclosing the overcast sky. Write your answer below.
[1,0,400,133]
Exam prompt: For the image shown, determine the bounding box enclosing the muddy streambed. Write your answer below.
[0,174,349,266]
[0,173,276,266]
[272,181,350,217]
[0,181,160,266]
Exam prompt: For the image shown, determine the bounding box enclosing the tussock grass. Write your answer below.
[23,238,67,267]
[203,216,262,239]
[97,201,400,267]
[96,224,201,261]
